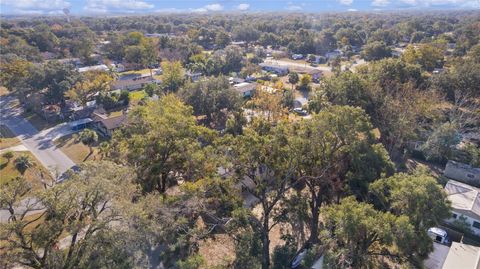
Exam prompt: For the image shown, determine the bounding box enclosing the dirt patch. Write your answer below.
[198,234,236,268]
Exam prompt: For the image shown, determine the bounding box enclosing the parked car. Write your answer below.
[428,227,449,245]
[293,108,308,116]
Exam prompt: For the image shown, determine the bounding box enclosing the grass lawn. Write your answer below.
[119,68,152,76]
[22,111,59,131]
[54,133,102,164]
[0,151,52,190]
[0,125,21,150]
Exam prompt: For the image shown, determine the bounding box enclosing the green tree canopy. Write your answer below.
[109,94,216,193]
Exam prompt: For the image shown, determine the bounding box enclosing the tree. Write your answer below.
[422,122,461,163]
[14,155,33,175]
[288,72,299,89]
[109,94,215,193]
[299,74,312,90]
[322,197,413,268]
[65,71,113,106]
[215,31,231,49]
[29,61,81,106]
[369,171,451,260]
[294,106,376,243]
[467,44,480,63]
[77,129,98,161]
[248,88,288,123]
[361,41,392,61]
[320,71,370,109]
[223,45,244,74]
[3,151,14,163]
[0,58,32,92]
[179,76,242,127]
[403,44,443,71]
[281,89,295,109]
[225,122,298,269]
[0,162,136,269]
[232,25,260,49]
[161,61,185,92]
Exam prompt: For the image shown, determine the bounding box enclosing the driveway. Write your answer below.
[0,96,75,177]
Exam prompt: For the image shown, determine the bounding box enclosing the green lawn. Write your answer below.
[54,133,103,164]
[0,125,21,150]
[22,112,59,131]
[0,151,52,189]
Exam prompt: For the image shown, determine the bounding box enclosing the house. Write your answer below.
[229,77,245,85]
[266,49,288,58]
[325,49,343,59]
[234,82,257,98]
[307,69,322,82]
[231,41,246,47]
[41,52,57,60]
[92,108,127,137]
[185,71,202,82]
[68,118,93,131]
[444,160,480,186]
[308,55,327,64]
[78,64,109,73]
[111,76,161,91]
[442,242,480,269]
[288,66,323,82]
[444,180,480,235]
[425,241,480,269]
[259,63,289,75]
[68,100,97,121]
[57,58,81,67]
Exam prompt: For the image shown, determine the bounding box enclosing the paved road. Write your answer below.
[264,58,332,72]
[0,96,75,177]
[1,96,78,223]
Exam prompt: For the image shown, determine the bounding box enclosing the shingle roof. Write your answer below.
[445,180,480,220]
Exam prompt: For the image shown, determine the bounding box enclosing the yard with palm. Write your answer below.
[0,151,52,190]
[54,132,104,164]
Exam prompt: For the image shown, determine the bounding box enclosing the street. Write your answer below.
[0,96,75,177]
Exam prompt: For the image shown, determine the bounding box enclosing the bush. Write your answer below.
[3,151,14,161]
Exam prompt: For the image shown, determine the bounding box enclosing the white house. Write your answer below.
[325,49,342,59]
[185,70,202,82]
[234,82,257,98]
[259,63,289,75]
[78,64,109,73]
[445,180,480,236]
[425,241,480,269]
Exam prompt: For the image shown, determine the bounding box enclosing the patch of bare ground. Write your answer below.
[405,158,444,179]
[198,234,236,268]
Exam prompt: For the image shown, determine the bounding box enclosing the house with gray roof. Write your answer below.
[445,180,480,236]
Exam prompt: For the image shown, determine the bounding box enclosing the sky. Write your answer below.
[1,0,479,15]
